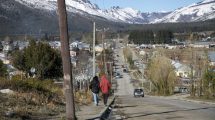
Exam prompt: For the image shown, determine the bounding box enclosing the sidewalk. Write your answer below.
[76,96,114,120]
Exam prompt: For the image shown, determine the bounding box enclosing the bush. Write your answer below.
[0,60,7,77]
[0,77,63,104]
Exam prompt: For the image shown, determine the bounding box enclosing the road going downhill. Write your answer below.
[110,40,215,120]
[114,45,134,96]
[110,95,215,120]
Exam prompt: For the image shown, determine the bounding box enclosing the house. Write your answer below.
[3,43,13,52]
[70,41,79,49]
[164,44,177,49]
[13,41,29,50]
[70,50,77,57]
[71,57,77,67]
[139,50,146,56]
[139,44,155,49]
[95,45,103,52]
[208,51,215,66]
[70,41,90,51]
[81,43,90,51]
[49,41,61,49]
[190,42,211,48]
[172,61,194,78]
[0,53,10,64]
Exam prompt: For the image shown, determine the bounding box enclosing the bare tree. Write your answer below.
[147,55,177,95]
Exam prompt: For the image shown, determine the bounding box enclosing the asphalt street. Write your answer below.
[114,47,134,96]
[111,41,215,120]
[111,95,215,120]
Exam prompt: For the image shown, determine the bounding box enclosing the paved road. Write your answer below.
[114,47,134,96]
[111,95,215,120]
[111,41,215,120]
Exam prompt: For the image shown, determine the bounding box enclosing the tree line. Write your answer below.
[128,30,173,44]
[125,19,215,33]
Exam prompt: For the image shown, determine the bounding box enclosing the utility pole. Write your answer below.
[102,28,109,74]
[57,0,76,120]
[106,62,113,83]
[93,22,96,77]
[142,64,144,88]
[102,32,107,74]
[96,28,108,74]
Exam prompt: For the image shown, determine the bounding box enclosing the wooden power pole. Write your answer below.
[57,0,76,119]
[93,22,96,77]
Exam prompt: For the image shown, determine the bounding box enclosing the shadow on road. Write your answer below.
[114,105,138,108]
[125,107,215,119]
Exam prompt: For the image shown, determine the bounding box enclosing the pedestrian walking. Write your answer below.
[100,74,111,106]
[89,76,100,106]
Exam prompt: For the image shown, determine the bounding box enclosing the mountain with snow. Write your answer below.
[13,0,148,23]
[13,0,215,24]
[154,0,215,23]
[0,0,215,34]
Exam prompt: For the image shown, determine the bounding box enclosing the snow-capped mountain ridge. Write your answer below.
[155,0,215,23]
[5,0,215,24]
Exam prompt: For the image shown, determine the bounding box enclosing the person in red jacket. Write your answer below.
[100,74,111,106]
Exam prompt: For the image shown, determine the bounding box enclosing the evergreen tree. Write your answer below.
[128,30,154,44]
[12,40,63,79]
[0,42,3,51]
[0,60,7,77]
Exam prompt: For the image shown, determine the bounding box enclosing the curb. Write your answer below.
[100,96,116,120]
[86,96,116,120]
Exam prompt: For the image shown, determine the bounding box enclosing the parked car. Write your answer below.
[123,68,128,73]
[115,73,123,78]
[133,88,144,97]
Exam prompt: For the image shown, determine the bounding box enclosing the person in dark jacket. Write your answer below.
[89,76,100,106]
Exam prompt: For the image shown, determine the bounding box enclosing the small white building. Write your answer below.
[70,41,90,51]
[172,61,194,78]
[49,41,61,49]
[139,50,146,56]
[70,41,79,49]
[164,44,177,49]
[190,42,211,48]
[71,57,77,67]
[70,50,77,57]
[95,45,103,52]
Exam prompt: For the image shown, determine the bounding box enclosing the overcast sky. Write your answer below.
[89,0,203,12]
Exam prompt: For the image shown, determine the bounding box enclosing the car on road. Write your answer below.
[114,73,123,79]
[133,88,144,97]
[123,68,128,73]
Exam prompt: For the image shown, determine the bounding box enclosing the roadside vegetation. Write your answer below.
[123,47,134,69]
[201,69,215,99]
[0,38,95,119]
[0,76,65,119]
[136,46,215,100]
[146,55,177,96]
[0,75,94,119]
